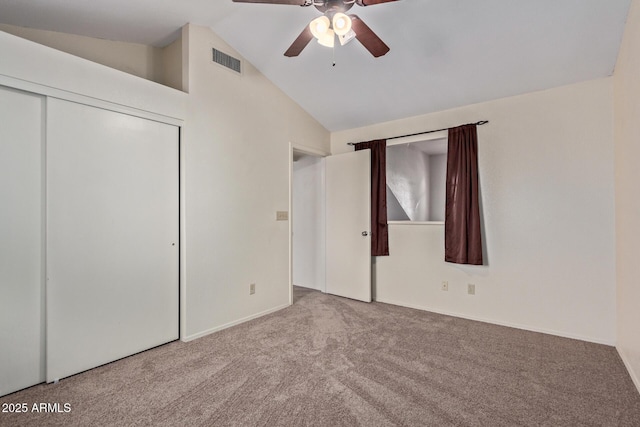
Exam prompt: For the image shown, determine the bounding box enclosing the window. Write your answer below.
[386,136,447,222]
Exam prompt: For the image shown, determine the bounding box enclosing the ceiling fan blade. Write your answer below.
[350,15,390,57]
[232,0,309,5]
[284,25,314,57]
[355,0,400,6]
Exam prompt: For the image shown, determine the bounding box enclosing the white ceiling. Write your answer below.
[0,0,631,131]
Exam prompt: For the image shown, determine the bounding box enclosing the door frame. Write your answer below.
[0,85,46,396]
[288,142,330,306]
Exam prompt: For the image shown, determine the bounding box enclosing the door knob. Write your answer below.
[362,231,368,237]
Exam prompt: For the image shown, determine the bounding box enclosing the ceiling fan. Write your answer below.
[232,0,399,58]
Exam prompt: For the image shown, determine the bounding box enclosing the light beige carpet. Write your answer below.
[1,286,639,426]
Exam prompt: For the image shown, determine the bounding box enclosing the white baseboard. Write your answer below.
[181,303,290,342]
[374,297,615,346]
[617,346,640,395]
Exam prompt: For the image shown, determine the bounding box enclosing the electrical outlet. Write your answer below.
[441,281,448,291]
[250,283,256,295]
[468,284,475,295]
[276,211,288,221]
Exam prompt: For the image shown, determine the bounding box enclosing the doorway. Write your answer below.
[288,143,329,305]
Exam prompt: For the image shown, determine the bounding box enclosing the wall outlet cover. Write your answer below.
[276,211,288,221]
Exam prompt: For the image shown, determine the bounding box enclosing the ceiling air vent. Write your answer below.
[212,48,241,74]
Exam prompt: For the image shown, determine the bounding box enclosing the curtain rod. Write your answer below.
[346,120,489,146]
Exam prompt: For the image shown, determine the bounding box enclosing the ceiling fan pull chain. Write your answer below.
[332,38,336,67]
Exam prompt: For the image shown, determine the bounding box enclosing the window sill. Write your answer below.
[387,221,444,226]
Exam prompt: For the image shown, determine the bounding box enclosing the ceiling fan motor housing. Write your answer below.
[314,0,355,15]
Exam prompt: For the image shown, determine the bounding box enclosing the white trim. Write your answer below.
[387,221,444,226]
[292,143,330,158]
[374,297,616,346]
[0,74,183,126]
[289,143,294,306]
[386,130,447,147]
[180,303,290,342]
[179,127,187,341]
[617,347,640,395]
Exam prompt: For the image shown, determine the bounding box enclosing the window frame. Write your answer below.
[386,130,448,225]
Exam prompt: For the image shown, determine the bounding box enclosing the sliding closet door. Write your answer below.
[46,98,179,382]
[0,86,45,396]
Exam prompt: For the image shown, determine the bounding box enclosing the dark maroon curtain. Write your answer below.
[354,140,389,256]
[445,124,483,265]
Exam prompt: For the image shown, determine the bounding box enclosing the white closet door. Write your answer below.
[0,86,45,396]
[46,98,179,382]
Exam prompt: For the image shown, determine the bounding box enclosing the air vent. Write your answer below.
[212,48,241,74]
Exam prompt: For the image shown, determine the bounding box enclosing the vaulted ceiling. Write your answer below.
[0,0,631,131]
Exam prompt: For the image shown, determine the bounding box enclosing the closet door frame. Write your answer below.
[0,85,46,396]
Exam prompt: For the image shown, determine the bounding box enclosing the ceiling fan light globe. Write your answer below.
[310,16,331,39]
[332,13,352,36]
[317,29,335,47]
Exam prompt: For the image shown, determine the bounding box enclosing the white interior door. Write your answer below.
[325,150,371,302]
[0,86,45,396]
[46,98,179,382]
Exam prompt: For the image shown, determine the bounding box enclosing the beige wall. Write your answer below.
[0,24,182,90]
[182,24,329,339]
[159,36,183,91]
[0,31,185,119]
[614,0,640,392]
[332,78,617,344]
